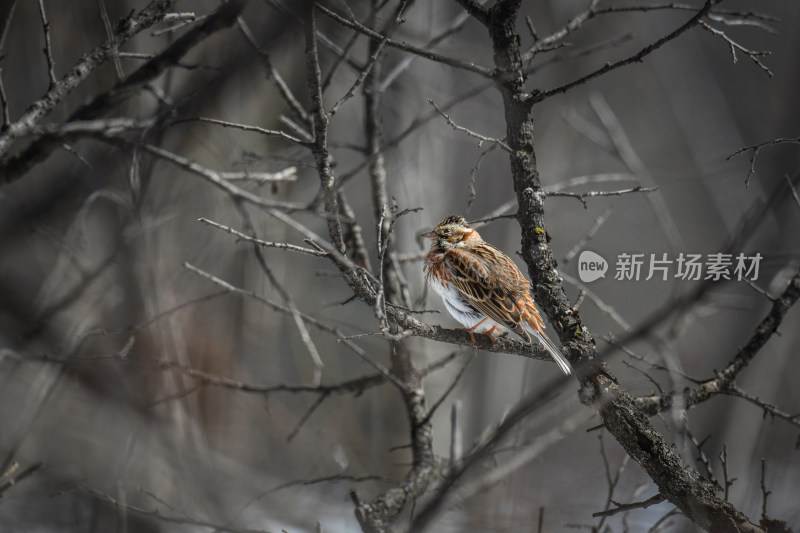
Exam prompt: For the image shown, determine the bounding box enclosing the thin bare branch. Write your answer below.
[428,99,511,152]
[545,185,657,208]
[466,144,497,213]
[199,217,328,257]
[422,352,475,423]
[236,15,311,128]
[719,444,735,501]
[137,143,305,210]
[0,0,174,165]
[1,0,251,184]
[635,268,800,419]
[270,474,397,493]
[727,137,800,188]
[179,116,308,145]
[699,20,772,77]
[36,0,57,87]
[379,7,474,91]
[534,0,718,103]
[522,0,599,62]
[593,493,666,518]
[184,262,404,391]
[317,4,495,79]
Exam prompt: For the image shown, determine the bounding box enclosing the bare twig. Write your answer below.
[593,493,666,518]
[699,20,772,78]
[635,268,800,420]
[270,474,397,493]
[545,185,657,208]
[760,458,771,518]
[534,0,718,103]
[317,4,495,79]
[1,0,251,184]
[595,433,631,528]
[329,29,389,117]
[136,143,305,210]
[236,16,311,128]
[184,262,405,391]
[466,144,497,213]
[422,352,475,423]
[428,99,511,152]
[179,116,308,145]
[719,444,736,501]
[727,137,800,188]
[684,426,718,485]
[0,0,173,165]
[522,0,599,62]
[379,7,474,91]
[36,0,57,87]
[199,218,327,257]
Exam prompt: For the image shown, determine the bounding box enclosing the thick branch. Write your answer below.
[479,2,767,531]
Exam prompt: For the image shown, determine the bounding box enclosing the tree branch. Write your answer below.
[0,0,174,168]
[317,4,495,79]
[474,1,770,530]
[533,0,719,103]
[635,268,800,419]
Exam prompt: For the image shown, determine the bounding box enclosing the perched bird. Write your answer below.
[423,215,571,375]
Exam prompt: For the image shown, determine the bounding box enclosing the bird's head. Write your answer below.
[423,215,478,251]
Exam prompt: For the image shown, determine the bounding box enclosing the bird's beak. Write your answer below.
[422,231,437,240]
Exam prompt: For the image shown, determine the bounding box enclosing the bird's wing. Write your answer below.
[471,244,547,333]
[445,248,530,341]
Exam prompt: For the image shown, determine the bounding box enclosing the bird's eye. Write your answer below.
[441,229,451,235]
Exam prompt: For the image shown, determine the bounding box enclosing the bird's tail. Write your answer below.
[531,329,572,375]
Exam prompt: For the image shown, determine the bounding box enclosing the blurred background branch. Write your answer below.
[0,0,798,532]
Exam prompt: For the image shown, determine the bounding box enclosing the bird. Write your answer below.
[423,215,571,375]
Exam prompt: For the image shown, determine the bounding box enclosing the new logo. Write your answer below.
[578,250,608,283]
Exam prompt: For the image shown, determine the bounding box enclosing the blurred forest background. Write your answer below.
[0,0,798,531]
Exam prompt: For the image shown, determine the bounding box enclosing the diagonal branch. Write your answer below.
[0,0,250,184]
[0,0,174,166]
[635,268,800,419]
[533,0,718,103]
[317,4,495,79]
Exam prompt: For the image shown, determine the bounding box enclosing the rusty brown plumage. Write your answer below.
[423,215,571,374]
